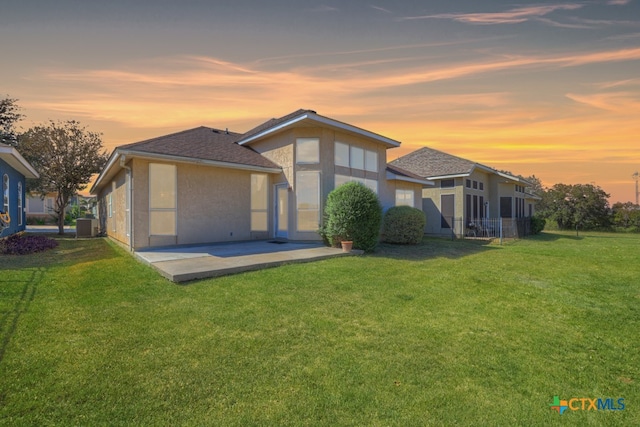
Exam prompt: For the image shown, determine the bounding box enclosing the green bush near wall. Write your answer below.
[531,215,546,235]
[382,206,426,244]
[320,182,382,252]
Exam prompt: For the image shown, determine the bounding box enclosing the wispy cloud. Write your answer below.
[607,0,631,5]
[311,5,339,13]
[370,5,392,14]
[399,4,584,25]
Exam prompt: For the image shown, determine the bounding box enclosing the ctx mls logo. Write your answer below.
[549,395,625,414]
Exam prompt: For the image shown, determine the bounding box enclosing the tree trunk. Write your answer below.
[58,209,65,235]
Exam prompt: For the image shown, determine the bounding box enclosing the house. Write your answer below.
[25,193,95,223]
[90,109,430,250]
[0,143,39,237]
[390,147,537,236]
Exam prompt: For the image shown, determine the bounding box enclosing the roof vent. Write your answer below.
[225,128,229,135]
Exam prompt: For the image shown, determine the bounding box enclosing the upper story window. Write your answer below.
[350,146,364,170]
[440,179,455,188]
[296,138,319,164]
[335,142,349,167]
[479,182,484,191]
[473,180,478,189]
[466,179,471,188]
[336,141,378,172]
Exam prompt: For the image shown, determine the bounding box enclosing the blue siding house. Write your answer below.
[0,143,39,237]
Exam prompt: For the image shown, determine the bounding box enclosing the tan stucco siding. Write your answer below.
[129,158,266,249]
[97,168,129,246]
[421,178,464,235]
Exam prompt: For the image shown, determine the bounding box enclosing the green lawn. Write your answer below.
[0,232,637,426]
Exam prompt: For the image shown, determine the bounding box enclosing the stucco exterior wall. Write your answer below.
[129,158,265,249]
[421,178,464,235]
[97,167,129,246]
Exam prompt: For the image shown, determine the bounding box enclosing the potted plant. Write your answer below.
[340,238,353,253]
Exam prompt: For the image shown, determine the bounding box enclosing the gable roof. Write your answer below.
[91,127,281,193]
[390,146,529,184]
[390,147,476,178]
[117,126,278,169]
[0,143,39,179]
[237,109,401,148]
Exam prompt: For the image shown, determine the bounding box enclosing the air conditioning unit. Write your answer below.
[76,218,98,237]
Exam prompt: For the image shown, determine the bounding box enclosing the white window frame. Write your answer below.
[335,142,349,167]
[395,189,414,207]
[296,138,320,164]
[251,174,268,232]
[365,150,378,172]
[296,171,320,232]
[350,146,364,170]
[149,163,177,236]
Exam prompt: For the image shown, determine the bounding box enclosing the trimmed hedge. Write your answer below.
[320,182,382,252]
[382,206,426,244]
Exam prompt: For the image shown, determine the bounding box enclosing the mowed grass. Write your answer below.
[0,232,638,426]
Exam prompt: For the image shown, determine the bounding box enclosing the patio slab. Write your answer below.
[135,240,350,283]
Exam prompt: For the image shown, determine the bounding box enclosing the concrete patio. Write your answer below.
[135,240,351,283]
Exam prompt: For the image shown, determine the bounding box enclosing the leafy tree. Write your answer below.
[540,183,611,231]
[611,202,640,230]
[525,175,544,197]
[0,96,23,146]
[18,120,109,234]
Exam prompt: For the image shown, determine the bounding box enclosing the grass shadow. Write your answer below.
[371,236,498,261]
[0,236,119,271]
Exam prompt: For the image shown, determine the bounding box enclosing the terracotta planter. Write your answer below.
[341,240,353,253]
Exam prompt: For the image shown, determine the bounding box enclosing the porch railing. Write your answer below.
[448,217,532,242]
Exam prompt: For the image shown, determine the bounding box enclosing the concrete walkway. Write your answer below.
[135,240,351,283]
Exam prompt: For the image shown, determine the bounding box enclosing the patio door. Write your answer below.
[275,184,288,239]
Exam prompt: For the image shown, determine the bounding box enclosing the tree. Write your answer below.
[18,120,109,234]
[611,201,640,230]
[0,96,23,146]
[540,183,611,231]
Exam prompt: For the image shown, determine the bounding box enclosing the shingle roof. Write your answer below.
[390,147,477,178]
[118,126,279,169]
[386,163,431,182]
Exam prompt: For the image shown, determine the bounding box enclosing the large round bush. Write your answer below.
[530,214,546,235]
[382,206,426,244]
[321,182,382,252]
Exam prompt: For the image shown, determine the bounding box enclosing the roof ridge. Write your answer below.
[119,126,242,149]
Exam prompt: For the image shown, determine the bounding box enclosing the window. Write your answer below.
[108,194,112,218]
[395,189,414,207]
[350,146,364,170]
[473,195,479,219]
[500,197,512,218]
[466,179,471,188]
[335,174,378,194]
[2,174,8,216]
[251,174,268,231]
[479,182,484,191]
[365,150,378,172]
[480,196,485,219]
[473,181,478,189]
[466,194,472,223]
[296,171,320,231]
[296,138,319,164]
[440,179,455,188]
[149,163,177,236]
[335,142,349,167]
[17,182,22,226]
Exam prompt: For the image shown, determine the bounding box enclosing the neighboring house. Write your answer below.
[25,193,95,221]
[91,109,430,250]
[0,143,39,237]
[390,147,536,236]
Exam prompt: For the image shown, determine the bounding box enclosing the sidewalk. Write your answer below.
[26,225,76,233]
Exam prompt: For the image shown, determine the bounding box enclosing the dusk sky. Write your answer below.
[2,0,639,202]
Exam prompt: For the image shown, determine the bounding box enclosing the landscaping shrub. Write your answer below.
[382,206,426,244]
[530,215,546,235]
[321,182,382,252]
[0,234,58,255]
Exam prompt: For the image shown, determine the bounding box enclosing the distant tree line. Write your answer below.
[524,176,640,233]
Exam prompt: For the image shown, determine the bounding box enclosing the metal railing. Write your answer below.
[448,217,532,242]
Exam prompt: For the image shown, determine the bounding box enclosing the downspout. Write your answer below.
[120,155,134,251]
